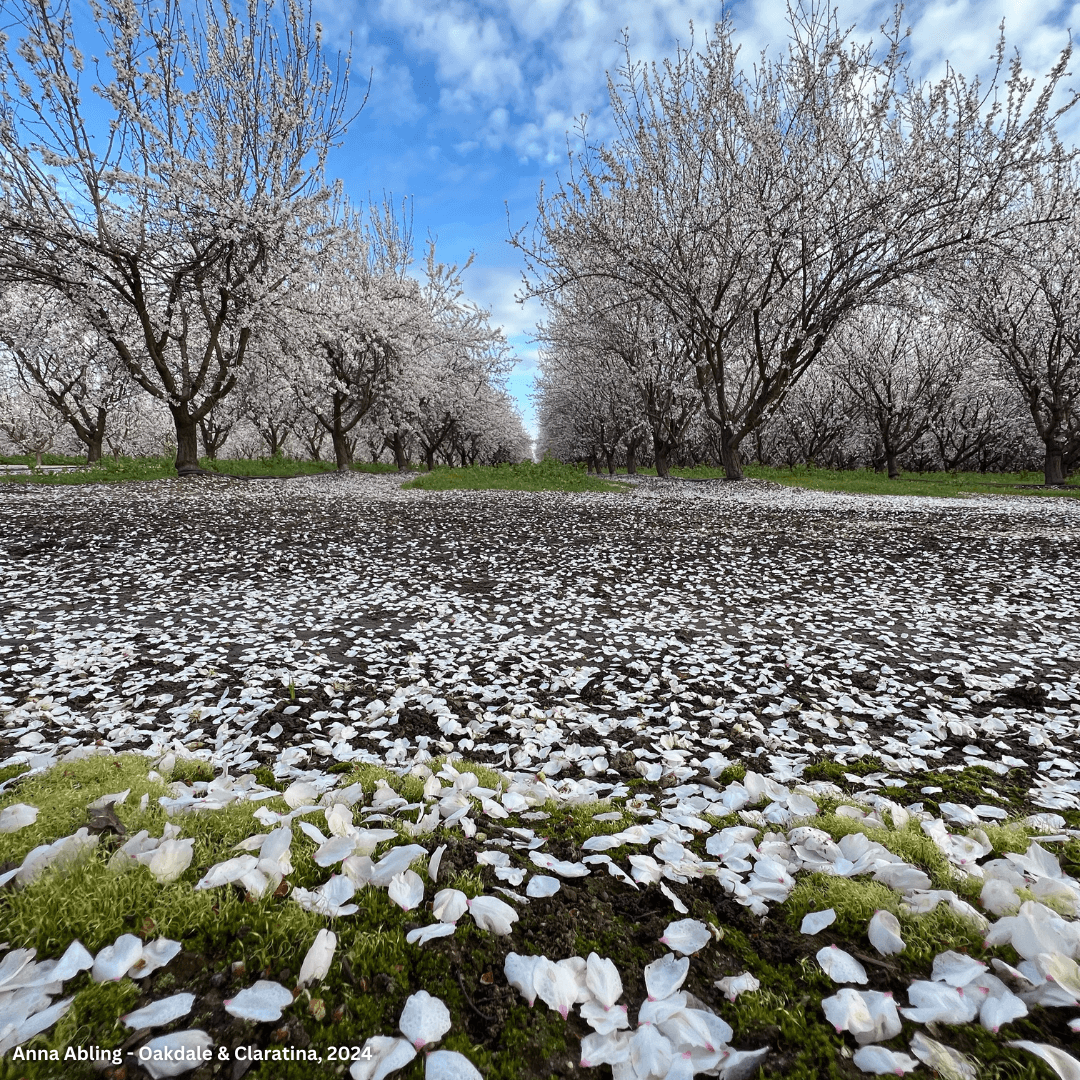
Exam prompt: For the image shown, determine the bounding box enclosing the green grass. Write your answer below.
[403,459,629,493]
[0,452,88,467]
[1,752,1071,1080]
[628,463,1077,497]
[0,454,404,485]
[6,452,1072,499]
[746,464,1079,498]
[0,753,573,1079]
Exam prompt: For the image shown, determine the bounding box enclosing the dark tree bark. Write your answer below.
[172,406,202,474]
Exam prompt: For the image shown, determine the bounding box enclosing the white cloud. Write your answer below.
[463,264,541,341]
[333,0,1079,159]
[311,3,425,123]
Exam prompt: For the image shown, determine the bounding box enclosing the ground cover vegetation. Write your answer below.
[1,475,1078,1079]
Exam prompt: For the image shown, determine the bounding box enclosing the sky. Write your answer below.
[306,0,1080,437]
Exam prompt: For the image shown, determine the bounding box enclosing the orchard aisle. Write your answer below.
[0,475,1078,1079]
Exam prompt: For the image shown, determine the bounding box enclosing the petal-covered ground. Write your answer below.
[0,474,1078,1080]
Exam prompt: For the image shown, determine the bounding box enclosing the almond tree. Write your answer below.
[406,252,512,471]
[518,4,1074,479]
[291,205,424,471]
[928,369,1033,473]
[0,0,351,474]
[236,336,305,457]
[0,285,134,462]
[951,164,1080,484]
[448,385,531,465]
[0,365,62,466]
[768,363,854,468]
[538,278,698,476]
[830,304,965,478]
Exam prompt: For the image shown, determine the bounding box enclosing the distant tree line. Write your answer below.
[0,0,530,473]
[521,6,1080,485]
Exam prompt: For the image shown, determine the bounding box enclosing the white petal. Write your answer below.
[800,909,836,935]
[909,1032,976,1080]
[429,843,446,883]
[138,1031,214,1078]
[424,1049,484,1080]
[526,875,561,898]
[389,869,425,912]
[297,820,328,845]
[1005,1042,1080,1080]
[122,993,196,1030]
[644,953,689,1001]
[349,1035,416,1080]
[716,972,760,1001]
[315,835,357,866]
[467,895,519,935]
[0,803,38,833]
[528,850,590,877]
[194,854,257,890]
[534,958,580,1019]
[931,950,986,988]
[1034,952,1080,1000]
[659,919,711,956]
[504,952,543,1006]
[399,989,451,1049]
[868,911,905,956]
[816,945,868,985]
[0,948,36,990]
[50,940,94,984]
[128,938,181,979]
[585,953,622,1010]
[822,988,875,1036]
[407,923,457,946]
[370,844,428,887]
[297,929,336,987]
[3,994,73,1051]
[660,882,690,914]
[580,1030,632,1067]
[92,934,144,982]
[283,780,319,808]
[629,1023,673,1077]
[224,980,293,1022]
[433,889,469,924]
[852,1045,920,1075]
[980,988,1027,1032]
[716,1046,770,1080]
[580,999,630,1034]
[146,839,194,884]
[901,980,980,1025]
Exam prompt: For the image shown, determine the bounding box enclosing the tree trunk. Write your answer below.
[605,449,616,475]
[388,431,409,471]
[171,406,201,474]
[654,442,670,478]
[425,446,435,471]
[886,450,900,479]
[719,430,743,481]
[87,424,104,465]
[332,395,349,471]
[626,443,638,475]
[1044,439,1066,486]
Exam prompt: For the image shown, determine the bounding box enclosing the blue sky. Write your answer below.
[315,0,1078,434]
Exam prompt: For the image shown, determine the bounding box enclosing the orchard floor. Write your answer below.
[1,473,1079,1080]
